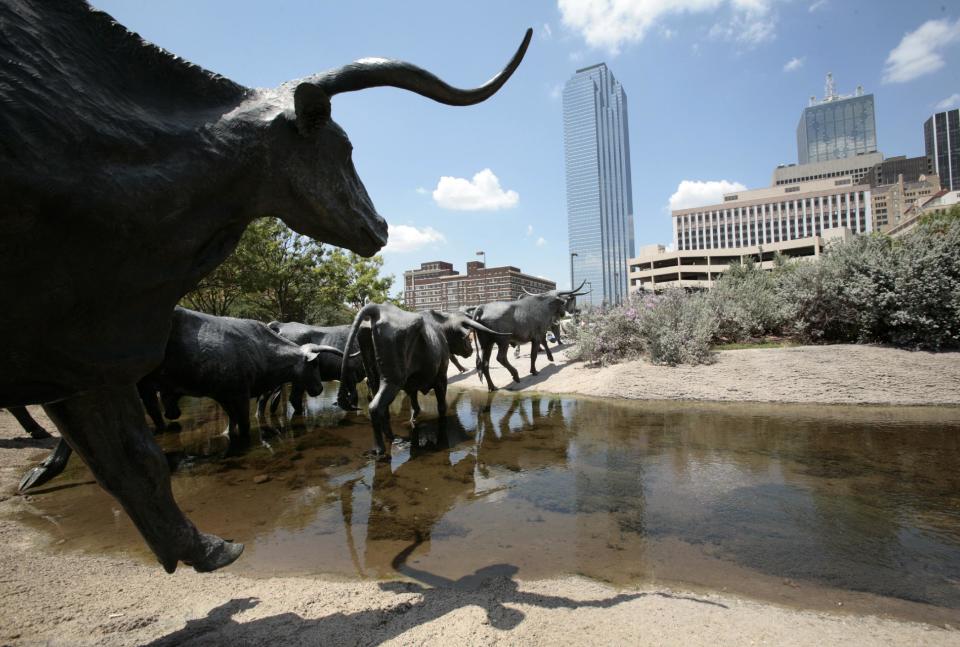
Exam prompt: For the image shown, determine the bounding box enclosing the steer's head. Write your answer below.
[522,281,590,317]
[433,311,512,358]
[296,344,346,397]
[252,29,532,257]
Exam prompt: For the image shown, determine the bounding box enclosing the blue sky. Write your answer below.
[94,1,960,294]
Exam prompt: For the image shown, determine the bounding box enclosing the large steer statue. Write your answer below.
[264,322,365,414]
[0,0,531,573]
[18,307,346,492]
[472,281,589,391]
[336,305,508,458]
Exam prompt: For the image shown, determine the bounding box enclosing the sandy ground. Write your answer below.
[2,344,960,645]
[448,343,960,405]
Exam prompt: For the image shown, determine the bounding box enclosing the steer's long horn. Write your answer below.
[521,286,540,296]
[463,318,512,337]
[311,28,532,105]
[558,280,587,296]
[569,289,592,297]
[302,344,345,361]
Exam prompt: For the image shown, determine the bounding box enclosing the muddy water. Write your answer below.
[15,388,960,624]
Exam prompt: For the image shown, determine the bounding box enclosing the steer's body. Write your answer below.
[337,305,506,457]
[0,0,529,573]
[473,284,585,390]
[147,308,336,436]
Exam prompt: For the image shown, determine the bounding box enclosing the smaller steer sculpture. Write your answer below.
[19,307,343,492]
[262,321,365,415]
[336,304,508,458]
[472,281,589,391]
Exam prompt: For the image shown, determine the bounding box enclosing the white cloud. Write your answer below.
[536,237,547,247]
[935,93,960,111]
[569,50,585,62]
[383,224,446,253]
[549,83,564,100]
[883,18,960,84]
[708,2,776,48]
[808,0,827,12]
[415,187,428,195]
[432,169,519,211]
[783,56,804,72]
[668,179,747,211]
[558,0,777,55]
[542,23,553,39]
[660,27,677,39]
[526,224,534,236]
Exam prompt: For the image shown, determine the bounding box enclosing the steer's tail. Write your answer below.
[338,304,380,410]
[472,306,486,385]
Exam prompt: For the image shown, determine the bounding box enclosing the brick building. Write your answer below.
[403,261,556,311]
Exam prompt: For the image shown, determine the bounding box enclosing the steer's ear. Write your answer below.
[294,83,332,132]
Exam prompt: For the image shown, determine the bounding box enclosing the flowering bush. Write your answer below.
[638,288,718,365]
[570,289,716,366]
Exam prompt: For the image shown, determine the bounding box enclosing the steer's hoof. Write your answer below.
[186,534,245,573]
[530,369,539,376]
[512,376,521,383]
[18,466,54,493]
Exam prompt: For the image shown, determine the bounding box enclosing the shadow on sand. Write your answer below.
[145,539,725,646]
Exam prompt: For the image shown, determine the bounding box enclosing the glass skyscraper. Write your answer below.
[563,63,634,306]
[797,77,877,164]
[924,108,959,191]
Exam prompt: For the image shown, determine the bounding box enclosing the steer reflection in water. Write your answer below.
[339,391,569,578]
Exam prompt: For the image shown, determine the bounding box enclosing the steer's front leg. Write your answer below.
[42,385,243,573]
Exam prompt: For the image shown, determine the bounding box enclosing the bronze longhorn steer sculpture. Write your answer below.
[0,0,531,573]
[472,281,589,390]
[336,304,510,458]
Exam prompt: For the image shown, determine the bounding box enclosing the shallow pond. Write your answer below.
[16,387,960,624]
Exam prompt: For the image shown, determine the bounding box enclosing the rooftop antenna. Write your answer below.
[855,84,863,97]
[825,72,836,101]
[809,95,816,106]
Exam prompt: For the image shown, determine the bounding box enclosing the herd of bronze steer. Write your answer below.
[15,288,582,489]
[0,1,544,572]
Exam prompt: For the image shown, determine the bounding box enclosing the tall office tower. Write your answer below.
[924,108,960,191]
[563,63,634,306]
[797,73,877,164]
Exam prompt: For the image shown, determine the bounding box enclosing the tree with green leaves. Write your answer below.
[182,217,396,325]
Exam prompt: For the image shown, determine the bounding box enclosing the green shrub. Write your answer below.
[639,288,718,365]
[710,257,788,342]
[779,234,897,343]
[887,213,960,349]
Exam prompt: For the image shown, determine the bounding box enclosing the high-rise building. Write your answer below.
[563,63,634,306]
[924,108,960,191]
[796,74,877,164]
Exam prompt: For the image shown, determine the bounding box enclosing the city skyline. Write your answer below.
[91,1,960,294]
[563,63,634,305]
